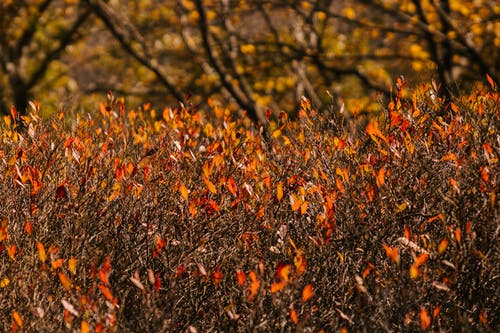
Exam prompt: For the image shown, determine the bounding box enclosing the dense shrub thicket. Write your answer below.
[0,81,498,332]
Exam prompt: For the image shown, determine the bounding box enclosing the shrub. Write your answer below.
[0,81,498,332]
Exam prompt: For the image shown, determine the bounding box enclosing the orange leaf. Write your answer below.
[24,221,33,236]
[414,253,429,267]
[51,258,64,270]
[376,167,385,187]
[276,263,292,282]
[420,307,431,329]
[227,177,237,196]
[248,270,260,301]
[270,280,287,293]
[300,201,308,215]
[203,175,217,194]
[486,73,495,89]
[236,270,246,286]
[383,244,400,265]
[58,272,72,291]
[404,226,411,240]
[301,284,314,302]
[68,257,77,274]
[7,244,17,260]
[455,227,462,244]
[179,184,189,200]
[98,284,114,301]
[276,182,284,201]
[438,239,448,254]
[212,269,223,285]
[426,213,445,223]
[335,178,345,194]
[12,311,23,328]
[81,320,90,333]
[290,307,299,324]
[36,242,47,263]
[290,194,301,211]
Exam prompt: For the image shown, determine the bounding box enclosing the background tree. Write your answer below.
[0,0,91,116]
[1,0,498,120]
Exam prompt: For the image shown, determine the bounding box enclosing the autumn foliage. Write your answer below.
[0,79,498,332]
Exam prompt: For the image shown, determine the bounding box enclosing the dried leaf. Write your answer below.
[61,299,80,317]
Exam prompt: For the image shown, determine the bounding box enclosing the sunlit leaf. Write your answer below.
[24,221,33,236]
[414,253,429,267]
[420,307,431,329]
[12,311,23,328]
[81,320,90,333]
[36,242,47,262]
[212,268,223,285]
[248,270,260,301]
[51,258,64,270]
[68,257,77,275]
[383,244,400,265]
[236,270,246,286]
[203,175,217,194]
[302,284,314,302]
[486,73,495,89]
[7,244,17,260]
[276,181,284,201]
[179,184,189,200]
[376,167,385,187]
[270,280,287,293]
[290,306,299,324]
[409,265,419,279]
[58,272,72,291]
[98,284,114,301]
[438,239,448,254]
[226,177,237,196]
[0,278,10,288]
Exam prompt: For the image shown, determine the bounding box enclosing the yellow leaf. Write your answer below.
[68,257,77,274]
[276,182,284,201]
[301,284,314,302]
[179,184,189,200]
[409,265,419,279]
[203,175,217,194]
[0,278,10,288]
